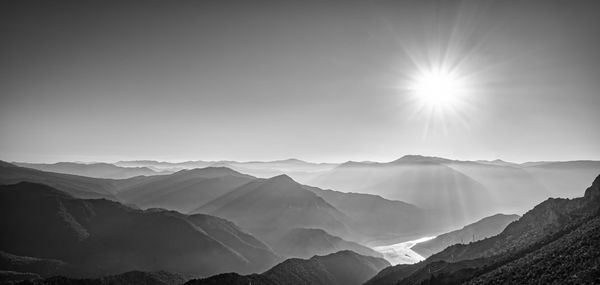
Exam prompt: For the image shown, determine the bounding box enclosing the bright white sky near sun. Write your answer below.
[1,0,599,163]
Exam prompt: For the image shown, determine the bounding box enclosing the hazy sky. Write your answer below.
[1,0,599,163]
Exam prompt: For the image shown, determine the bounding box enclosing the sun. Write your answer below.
[398,63,477,137]
[410,69,466,108]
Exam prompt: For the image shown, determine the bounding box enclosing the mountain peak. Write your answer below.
[275,158,306,163]
[262,174,300,188]
[338,160,375,168]
[175,166,249,178]
[269,174,295,183]
[392,155,451,164]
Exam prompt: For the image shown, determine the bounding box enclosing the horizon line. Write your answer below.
[6,154,600,166]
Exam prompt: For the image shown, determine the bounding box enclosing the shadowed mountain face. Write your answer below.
[412,213,520,258]
[13,162,162,179]
[0,182,279,278]
[464,217,600,285]
[271,228,383,259]
[0,161,117,200]
[116,167,255,213]
[365,174,600,285]
[193,175,349,243]
[15,270,186,285]
[186,250,390,285]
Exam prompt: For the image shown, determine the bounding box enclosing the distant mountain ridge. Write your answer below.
[13,162,162,179]
[115,158,338,180]
[9,155,599,217]
[0,161,118,200]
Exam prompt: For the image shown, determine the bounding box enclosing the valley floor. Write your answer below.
[374,236,436,265]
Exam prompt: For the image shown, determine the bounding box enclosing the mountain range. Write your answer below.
[114,158,337,181]
[0,161,118,200]
[10,155,600,226]
[13,162,163,179]
[0,161,429,252]
[1,157,599,284]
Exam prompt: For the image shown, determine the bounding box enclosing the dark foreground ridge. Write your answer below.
[7,271,185,285]
[185,250,390,285]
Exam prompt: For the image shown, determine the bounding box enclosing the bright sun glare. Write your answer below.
[411,69,466,108]
[401,63,477,136]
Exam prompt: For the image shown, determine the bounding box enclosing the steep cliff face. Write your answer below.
[584,174,600,202]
